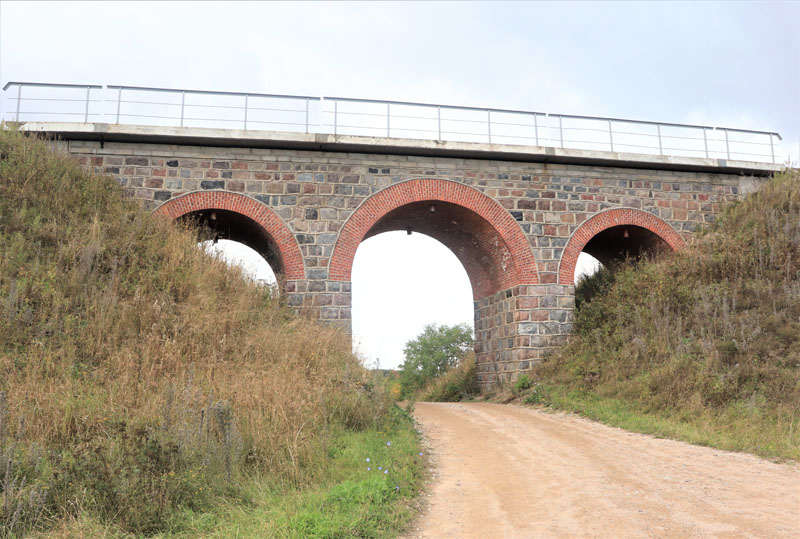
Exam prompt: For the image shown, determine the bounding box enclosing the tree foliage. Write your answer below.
[398,323,473,398]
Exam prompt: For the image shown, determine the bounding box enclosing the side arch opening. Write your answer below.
[154,191,305,282]
[559,208,686,285]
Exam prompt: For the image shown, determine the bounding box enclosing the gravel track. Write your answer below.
[405,402,799,538]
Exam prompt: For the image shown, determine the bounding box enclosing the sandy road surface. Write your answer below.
[405,402,799,538]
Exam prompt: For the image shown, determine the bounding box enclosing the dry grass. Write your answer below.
[0,129,389,534]
[415,353,479,402]
[535,169,800,459]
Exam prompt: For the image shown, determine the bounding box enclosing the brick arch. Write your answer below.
[154,191,305,280]
[558,208,686,285]
[330,179,539,299]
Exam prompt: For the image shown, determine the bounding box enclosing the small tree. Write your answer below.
[398,323,473,398]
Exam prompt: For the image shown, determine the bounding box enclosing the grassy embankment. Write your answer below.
[521,169,800,460]
[0,129,424,537]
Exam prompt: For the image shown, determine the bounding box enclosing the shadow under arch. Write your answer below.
[329,178,539,300]
[153,191,305,281]
[558,208,686,285]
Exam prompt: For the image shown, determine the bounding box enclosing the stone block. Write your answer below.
[307,269,327,280]
[518,323,540,335]
[201,180,224,190]
[320,307,339,319]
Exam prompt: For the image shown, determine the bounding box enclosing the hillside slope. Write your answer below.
[534,169,800,459]
[0,130,399,535]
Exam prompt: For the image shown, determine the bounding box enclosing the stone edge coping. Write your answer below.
[17,122,783,176]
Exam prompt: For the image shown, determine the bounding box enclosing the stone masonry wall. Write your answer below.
[59,138,753,389]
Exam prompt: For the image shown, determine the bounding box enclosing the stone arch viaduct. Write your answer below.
[39,123,778,389]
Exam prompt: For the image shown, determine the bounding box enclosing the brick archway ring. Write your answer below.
[154,191,305,280]
[329,178,539,289]
[558,208,686,285]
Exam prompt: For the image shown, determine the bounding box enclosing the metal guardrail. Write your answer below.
[2,81,784,164]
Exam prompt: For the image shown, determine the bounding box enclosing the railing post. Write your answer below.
[724,129,730,160]
[334,99,338,135]
[305,98,310,134]
[769,134,775,164]
[180,91,186,127]
[243,94,249,131]
[15,84,22,122]
[387,102,390,138]
[608,119,614,152]
[704,128,710,158]
[558,115,564,148]
[533,113,539,146]
[657,124,663,155]
[84,86,91,122]
[487,109,492,143]
[437,106,442,140]
[116,87,122,124]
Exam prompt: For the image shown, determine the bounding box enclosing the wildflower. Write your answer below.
[386,441,392,446]
[395,486,400,491]
[366,457,370,462]
[384,470,388,474]
[378,466,382,470]
[367,467,371,471]
[419,452,423,456]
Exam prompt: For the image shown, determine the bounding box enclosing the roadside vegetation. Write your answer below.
[397,323,474,400]
[0,129,423,537]
[415,353,479,403]
[519,169,800,460]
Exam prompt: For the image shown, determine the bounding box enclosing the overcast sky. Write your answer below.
[2,1,798,368]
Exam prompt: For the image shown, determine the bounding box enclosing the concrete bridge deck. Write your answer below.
[23,121,782,176]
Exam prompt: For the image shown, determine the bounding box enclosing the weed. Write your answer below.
[513,374,533,394]
[523,384,547,405]
[416,354,479,402]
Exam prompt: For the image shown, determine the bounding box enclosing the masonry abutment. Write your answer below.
[57,129,766,390]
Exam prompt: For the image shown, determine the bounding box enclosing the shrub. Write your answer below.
[418,354,479,402]
[398,323,473,398]
[513,374,532,394]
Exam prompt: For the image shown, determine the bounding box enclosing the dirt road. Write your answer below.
[406,402,799,538]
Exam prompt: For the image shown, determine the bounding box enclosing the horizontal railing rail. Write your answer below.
[2,82,784,164]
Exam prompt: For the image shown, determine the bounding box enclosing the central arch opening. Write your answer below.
[331,178,540,388]
[349,198,523,371]
[352,231,473,370]
[364,200,519,300]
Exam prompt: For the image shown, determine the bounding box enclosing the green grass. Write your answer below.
[527,384,798,460]
[164,405,425,538]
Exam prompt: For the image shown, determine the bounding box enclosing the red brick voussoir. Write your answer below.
[329,178,539,294]
[558,208,686,285]
[153,191,305,280]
